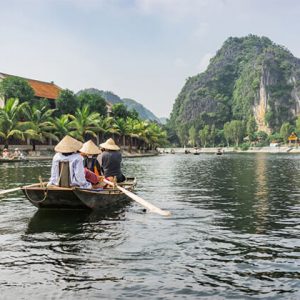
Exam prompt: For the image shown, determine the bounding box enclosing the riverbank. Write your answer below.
[18,150,159,160]
[158,146,300,154]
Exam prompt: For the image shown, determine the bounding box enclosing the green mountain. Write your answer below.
[122,98,161,123]
[169,35,300,139]
[78,89,160,122]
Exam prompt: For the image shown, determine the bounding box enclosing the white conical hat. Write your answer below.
[79,140,101,155]
[100,138,120,151]
[54,135,83,153]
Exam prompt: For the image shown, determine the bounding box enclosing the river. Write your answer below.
[0,153,300,299]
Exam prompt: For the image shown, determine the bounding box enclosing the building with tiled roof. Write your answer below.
[0,72,62,107]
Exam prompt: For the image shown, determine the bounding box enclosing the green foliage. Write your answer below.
[112,103,139,120]
[77,91,107,116]
[280,122,292,142]
[0,76,34,104]
[199,125,210,147]
[239,143,250,151]
[296,116,300,136]
[21,104,58,150]
[56,89,80,116]
[168,34,300,145]
[246,116,257,141]
[68,105,101,141]
[188,126,197,146]
[0,98,30,147]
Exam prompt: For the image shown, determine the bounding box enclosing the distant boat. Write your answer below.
[216,149,223,155]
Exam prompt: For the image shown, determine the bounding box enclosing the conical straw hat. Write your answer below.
[100,138,120,151]
[79,140,101,155]
[54,135,83,153]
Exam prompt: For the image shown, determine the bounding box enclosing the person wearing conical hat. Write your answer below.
[97,138,125,183]
[48,135,92,188]
[79,140,103,185]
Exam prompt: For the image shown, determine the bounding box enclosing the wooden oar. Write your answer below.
[103,179,171,217]
[0,183,42,196]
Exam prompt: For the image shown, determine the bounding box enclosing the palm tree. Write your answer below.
[132,121,167,150]
[97,116,114,144]
[0,98,29,148]
[111,117,130,147]
[52,114,73,140]
[21,103,58,150]
[68,105,101,141]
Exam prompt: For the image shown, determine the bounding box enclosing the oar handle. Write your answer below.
[103,179,171,217]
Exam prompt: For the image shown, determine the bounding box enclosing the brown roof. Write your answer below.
[27,79,61,100]
[0,72,62,100]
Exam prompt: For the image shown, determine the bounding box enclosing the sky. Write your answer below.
[1,0,300,118]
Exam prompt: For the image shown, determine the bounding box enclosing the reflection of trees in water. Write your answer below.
[0,161,51,189]
[211,154,300,233]
[169,154,300,234]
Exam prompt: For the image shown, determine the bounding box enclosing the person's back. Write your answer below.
[100,150,122,177]
[47,136,91,189]
[98,138,125,182]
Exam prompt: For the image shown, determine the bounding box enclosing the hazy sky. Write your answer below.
[1,0,300,118]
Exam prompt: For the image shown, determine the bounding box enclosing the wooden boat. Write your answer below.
[22,184,87,209]
[22,177,137,210]
[74,178,137,209]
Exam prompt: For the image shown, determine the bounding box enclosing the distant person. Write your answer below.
[13,148,22,159]
[97,138,125,183]
[48,135,91,189]
[2,148,10,159]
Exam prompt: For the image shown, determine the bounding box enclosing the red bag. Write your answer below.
[84,168,98,184]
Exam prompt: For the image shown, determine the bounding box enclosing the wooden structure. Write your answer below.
[288,132,298,144]
[21,178,136,210]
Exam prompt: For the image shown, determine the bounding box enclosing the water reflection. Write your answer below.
[1,154,300,299]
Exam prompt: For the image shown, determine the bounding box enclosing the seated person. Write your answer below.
[79,140,104,188]
[12,148,23,159]
[2,148,10,159]
[48,135,91,189]
[80,140,102,176]
[97,138,126,183]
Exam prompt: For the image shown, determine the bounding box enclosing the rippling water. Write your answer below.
[0,153,300,299]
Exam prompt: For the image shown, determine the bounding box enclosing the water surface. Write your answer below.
[0,153,300,299]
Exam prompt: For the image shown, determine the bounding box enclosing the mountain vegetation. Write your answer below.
[168,35,300,147]
[78,88,161,123]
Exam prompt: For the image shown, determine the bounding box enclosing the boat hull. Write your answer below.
[74,189,130,209]
[22,178,137,210]
[22,186,89,209]
[74,178,137,209]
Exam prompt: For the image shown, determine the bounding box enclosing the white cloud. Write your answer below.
[197,52,214,72]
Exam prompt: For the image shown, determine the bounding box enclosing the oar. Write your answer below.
[0,183,42,196]
[103,179,171,217]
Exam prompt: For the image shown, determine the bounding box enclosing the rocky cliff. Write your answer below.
[169,35,300,134]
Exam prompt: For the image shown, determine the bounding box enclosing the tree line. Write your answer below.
[166,115,300,149]
[0,76,167,150]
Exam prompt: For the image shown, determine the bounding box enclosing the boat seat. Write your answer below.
[59,161,71,188]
